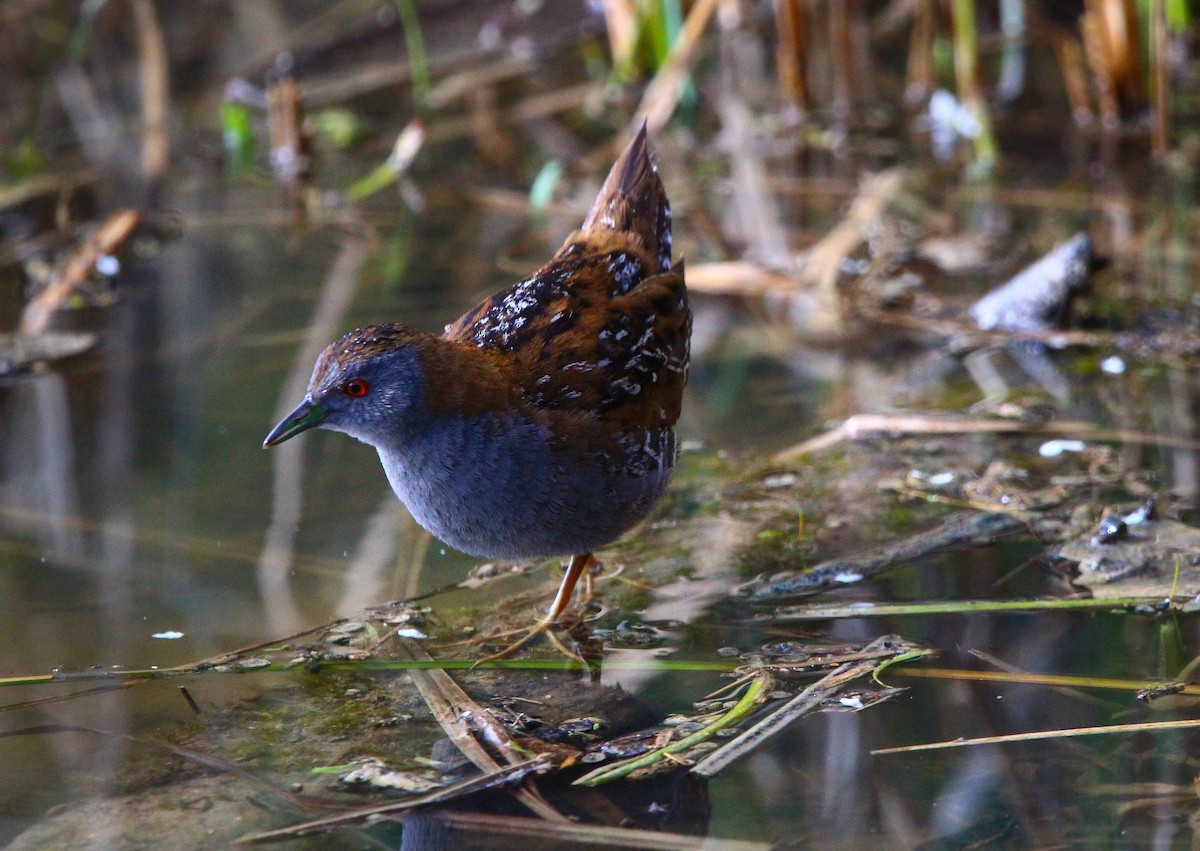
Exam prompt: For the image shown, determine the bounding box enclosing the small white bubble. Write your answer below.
[478,21,501,51]
[95,255,120,276]
[1039,439,1086,457]
[1101,356,1126,375]
[152,631,184,640]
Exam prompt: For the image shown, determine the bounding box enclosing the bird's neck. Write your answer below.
[408,336,521,420]
[349,334,520,459]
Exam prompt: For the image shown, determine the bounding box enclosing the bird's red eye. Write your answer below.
[343,379,369,397]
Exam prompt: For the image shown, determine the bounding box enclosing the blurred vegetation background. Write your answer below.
[1,0,1196,199]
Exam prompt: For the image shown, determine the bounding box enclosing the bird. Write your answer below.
[263,124,690,658]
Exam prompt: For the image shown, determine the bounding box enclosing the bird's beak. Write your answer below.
[263,400,327,448]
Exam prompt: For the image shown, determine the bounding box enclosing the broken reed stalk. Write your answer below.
[601,0,639,78]
[237,759,551,843]
[967,648,1115,709]
[346,118,424,201]
[691,639,931,777]
[949,0,998,168]
[0,658,739,693]
[873,717,1200,756]
[636,0,718,133]
[423,811,775,851]
[772,0,808,112]
[891,666,1200,696]
[774,597,1179,620]
[130,0,169,181]
[573,672,772,786]
[1150,0,1170,155]
[18,209,140,336]
[795,168,904,330]
[690,659,874,778]
[392,638,570,823]
[774,413,1200,463]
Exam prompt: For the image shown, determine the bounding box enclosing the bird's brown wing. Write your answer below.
[444,244,689,429]
[444,124,688,430]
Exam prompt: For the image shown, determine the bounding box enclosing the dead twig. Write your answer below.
[775,413,1200,464]
[796,169,904,329]
[236,758,551,843]
[635,0,719,133]
[392,638,570,823]
[692,637,930,777]
[130,0,169,180]
[424,811,775,851]
[18,208,140,336]
[686,262,799,295]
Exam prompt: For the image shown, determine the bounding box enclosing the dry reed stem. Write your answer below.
[775,413,1200,463]
[393,638,570,824]
[795,169,904,326]
[635,0,719,133]
[19,208,140,336]
[131,0,169,180]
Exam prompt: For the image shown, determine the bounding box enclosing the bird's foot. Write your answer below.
[473,616,565,666]
[470,552,600,667]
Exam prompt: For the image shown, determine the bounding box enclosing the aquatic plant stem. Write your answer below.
[776,597,1177,619]
[950,0,998,170]
[573,672,771,786]
[394,0,431,107]
[874,717,1200,755]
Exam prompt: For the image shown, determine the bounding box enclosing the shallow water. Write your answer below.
[4,3,1200,848]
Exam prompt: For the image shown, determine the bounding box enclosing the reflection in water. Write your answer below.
[2,374,85,565]
[2,9,1200,845]
[335,494,404,615]
[86,291,138,839]
[603,513,752,694]
[1167,364,1199,505]
[256,239,368,634]
[929,748,1006,840]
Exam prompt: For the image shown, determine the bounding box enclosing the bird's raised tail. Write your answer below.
[574,123,672,273]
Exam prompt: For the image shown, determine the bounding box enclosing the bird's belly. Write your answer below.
[378,415,675,560]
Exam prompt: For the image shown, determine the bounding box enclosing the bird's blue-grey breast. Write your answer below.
[373,394,676,560]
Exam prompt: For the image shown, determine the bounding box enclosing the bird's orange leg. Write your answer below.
[476,552,595,663]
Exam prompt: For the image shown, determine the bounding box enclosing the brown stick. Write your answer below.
[393,638,570,824]
[131,0,169,180]
[19,209,141,336]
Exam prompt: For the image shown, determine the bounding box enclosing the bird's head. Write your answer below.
[263,324,430,449]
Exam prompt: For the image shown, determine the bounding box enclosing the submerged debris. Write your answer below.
[18,208,141,336]
[333,758,445,794]
[969,233,1095,332]
[737,510,1029,599]
[0,331,95,375]
[1057,515,1200,597]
